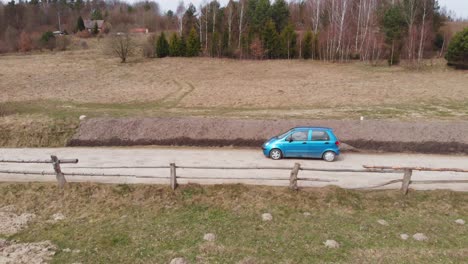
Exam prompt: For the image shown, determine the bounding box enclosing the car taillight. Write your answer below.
[335,141,340,146]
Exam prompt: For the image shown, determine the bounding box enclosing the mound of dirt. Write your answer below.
[69,117,468,154]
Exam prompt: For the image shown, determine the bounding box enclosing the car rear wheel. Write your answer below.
[269,149,283,160]
[322,151,336,162]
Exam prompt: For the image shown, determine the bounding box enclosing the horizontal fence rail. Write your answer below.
[0,156,467,194]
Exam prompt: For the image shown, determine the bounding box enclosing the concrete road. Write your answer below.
[0,147,467,191]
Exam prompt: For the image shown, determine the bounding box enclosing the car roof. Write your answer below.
[293,126,332,130]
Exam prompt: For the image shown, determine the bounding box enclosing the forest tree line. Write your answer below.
[0,0,461,65]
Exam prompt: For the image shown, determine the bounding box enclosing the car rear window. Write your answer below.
[311,131,330,141]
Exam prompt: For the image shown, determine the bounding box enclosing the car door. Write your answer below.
[308,130,331,158]
[282,130,311,157]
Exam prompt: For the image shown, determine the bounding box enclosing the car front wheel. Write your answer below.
[269,149,283,160]
[322,151,336,162]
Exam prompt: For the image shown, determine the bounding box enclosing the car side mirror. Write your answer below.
[288,138,293,143]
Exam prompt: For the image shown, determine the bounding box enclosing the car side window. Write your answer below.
[311,131,330,141]
[287,131,308,141]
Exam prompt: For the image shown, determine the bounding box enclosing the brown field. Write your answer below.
[1,37,467,147]
[1,43,467,109]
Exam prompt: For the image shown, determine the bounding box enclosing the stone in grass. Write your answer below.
[303,212,311,217]
[324,240,340,249]
[455,219,465,225]
[203,233,216,242]
[170,258,188,264]
[261,213,273,221]
[377,219,389,226]
[400,234,409,240]
[52,213,66,221]
[412,233,428,241]
[79,115,87,121]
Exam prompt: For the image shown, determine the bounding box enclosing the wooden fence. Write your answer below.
[0,156,467,194]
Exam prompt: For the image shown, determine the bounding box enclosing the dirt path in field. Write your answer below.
[0,148,467,192]
[69,117,468,154]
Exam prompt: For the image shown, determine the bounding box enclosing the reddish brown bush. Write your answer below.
[18,31,32,52]
[250,38,264,60]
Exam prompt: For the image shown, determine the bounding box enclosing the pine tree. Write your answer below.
[270,0,289,32]
[91,9,103,20]
[280,23,297,59]
[382,5,406,65]
[179,36,187,57]
[156,32,169,58]
[186,28,200,57]
[262,20,280,59]
[169,33,180,57]
[92,22,99,35]
[76,16,85,32]
[445,27,468,69]
[302,30,313,59]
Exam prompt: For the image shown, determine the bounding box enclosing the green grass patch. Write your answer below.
[1,183,467,263]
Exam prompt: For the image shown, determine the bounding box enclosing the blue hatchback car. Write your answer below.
[262,127,340,162]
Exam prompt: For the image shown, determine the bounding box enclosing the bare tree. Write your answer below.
[176,1,186,36]
[109,34,135,63]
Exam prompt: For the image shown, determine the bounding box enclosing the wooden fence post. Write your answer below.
[401,169,413,195]
[170,163,177,190]
[51,155,67,188]
[289,163,301,191]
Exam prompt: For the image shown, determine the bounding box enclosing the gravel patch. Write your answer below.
[0,239,57,264]
[0,209,36,236]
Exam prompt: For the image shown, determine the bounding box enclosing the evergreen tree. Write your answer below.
[169,33,180,56]
[280,23,296,59]
[247,0,271,33]
[382,5,406,65]
[156,32,169,58]
[445,27,468,69]
[262,20,280,59]
[270,0,289,33]
[91,9,103,20]
[186,27,200,57]
[179,36,187,57]
[92,22,99,35]
[302,30,313,59]
[76,16,85,32]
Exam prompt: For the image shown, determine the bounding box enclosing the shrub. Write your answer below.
[55,36,71,51]
[445,27,468,69]
[40,31,56,51]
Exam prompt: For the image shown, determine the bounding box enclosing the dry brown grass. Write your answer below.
[1,44,467,110]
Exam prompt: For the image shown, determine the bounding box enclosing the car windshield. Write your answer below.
[276,129,292,139]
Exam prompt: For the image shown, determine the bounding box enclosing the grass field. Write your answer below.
[1,37,467,146]
[1,183,467,263]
